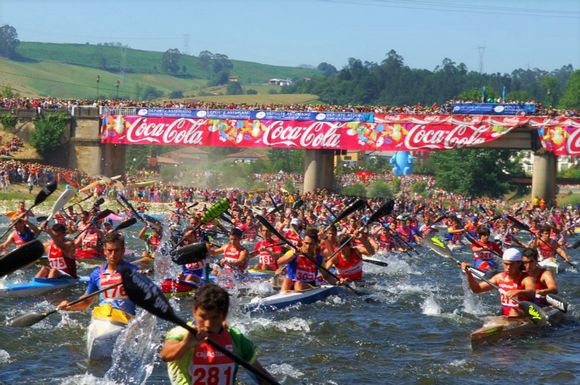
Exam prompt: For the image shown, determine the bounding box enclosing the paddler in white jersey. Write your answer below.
[461,248,536,317]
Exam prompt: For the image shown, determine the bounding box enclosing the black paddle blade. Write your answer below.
[93,197,105,207]
[143,214,162,227]
[119,267,183,325]
[506,215,530,232]
[171,242,209,265]
[6,310,53,327]
[572,240,580,249]
[330,199,365,226]
[34,181,57,206]
[367,199,395,224]
[256,215,293,249]
[36,216,48,222]
[114,218,138,232]
[0,240,45,277]
[519,301,548,326]
[95,209,114,221]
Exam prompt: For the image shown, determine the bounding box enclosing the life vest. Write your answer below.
[254,240,280,270]
[285,229,301,246]
[99,266,128,301]
[189,327,236,385]
[497,272,526,316]
[223,244,247,275]
[82,231,100,250]
[291,254,322,283]
[12,227,34,247]
[537,239,556,261]
[336,249,363,281]
[472,240,500,272]
[48,242,77,277]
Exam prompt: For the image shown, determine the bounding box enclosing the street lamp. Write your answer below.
[96,75,100,100]
[115,80,120,99]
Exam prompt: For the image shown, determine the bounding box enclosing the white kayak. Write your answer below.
[86,315,127,361]
[246,285,342,312]
[0,276,89,298]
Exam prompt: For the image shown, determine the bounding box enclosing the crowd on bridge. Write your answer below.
[1,96,578,117]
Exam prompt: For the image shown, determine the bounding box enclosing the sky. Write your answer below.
[0,0,579,74]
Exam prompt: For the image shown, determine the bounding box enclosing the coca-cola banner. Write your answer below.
[100,113,580,155]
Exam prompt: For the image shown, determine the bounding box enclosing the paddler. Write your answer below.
[250,226,282,271]
[57,232,138,322]
[210,228,249,279]
[36,223,78,278]
[325,230,375,283]
[160,283,275,385]
[470,226,502,273]
[521,248,558,305]
[277,228,337,291]
[460,248,536,317]
[529,225,571,265]
[0,215,40,252]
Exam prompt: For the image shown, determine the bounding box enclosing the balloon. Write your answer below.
[390,151,413,176]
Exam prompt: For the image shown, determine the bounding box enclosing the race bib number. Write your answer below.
[191,363,234,385]
[296,270,315,282]
[49,257,67,270]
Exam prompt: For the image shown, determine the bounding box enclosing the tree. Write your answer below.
[161,48,181,74]
[317,62,337,77]
[198,50,213,71]
[169,90,184,99]
[559,70,580,110]
[539,75,560,107]
[430,149,522,198]
[0,25,20,58]
[226,82,243,95]
[31,113,69,157]
[142,85,163,100]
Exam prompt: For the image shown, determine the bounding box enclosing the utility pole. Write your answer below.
[96,75,100,100]
[115,79,120,99]
[477,46,485,74]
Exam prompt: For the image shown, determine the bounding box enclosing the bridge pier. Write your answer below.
[531,151,557,207]
[303,150,335,193]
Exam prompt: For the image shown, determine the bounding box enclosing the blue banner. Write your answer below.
[451,103,536,115]
[135,108,373,122]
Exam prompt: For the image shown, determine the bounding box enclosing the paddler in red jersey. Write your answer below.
[326,230,375,283]
[250,226,282,271]
[160,284,275,385]
[0,215,40,252]
[470,226,501,273]
[36,223,78,278]
[461,248,536,317]
[520,248,558,306]
[211,227,249,278]
[529,225,571,265]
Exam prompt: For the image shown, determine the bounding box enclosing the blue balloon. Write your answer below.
[390,151,413,176]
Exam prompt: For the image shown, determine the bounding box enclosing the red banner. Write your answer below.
[100,114,580,155]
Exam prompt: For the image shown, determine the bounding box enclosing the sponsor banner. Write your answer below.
[101,114,521,152]
[451,103,536,115]
[132,108,373,122]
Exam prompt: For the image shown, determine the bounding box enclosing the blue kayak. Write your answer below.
[0,276,89,298]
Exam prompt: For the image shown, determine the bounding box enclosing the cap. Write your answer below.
[290,218,302,226]
[503,248,522,262]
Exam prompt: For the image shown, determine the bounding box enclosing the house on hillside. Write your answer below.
[226,150,268,164]
[267,78,293,86]
[148,147,210,169]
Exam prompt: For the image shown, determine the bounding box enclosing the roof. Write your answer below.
[225,150,268,159]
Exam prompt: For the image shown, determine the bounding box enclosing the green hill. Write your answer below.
[0,42,321,99]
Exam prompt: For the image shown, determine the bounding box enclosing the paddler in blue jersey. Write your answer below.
[58,232,138,323]
[277,228,337,291]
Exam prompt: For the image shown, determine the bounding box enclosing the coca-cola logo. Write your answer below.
[566,128,580,155]
[262,121,341,148]
[404,124,490,150]
[125,117,205,145]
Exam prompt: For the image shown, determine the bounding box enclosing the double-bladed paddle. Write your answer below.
[464,234,502,258]
[119,268,280,385]
[6,282,122,327]
[44,187,77,224]
[325,198,365,231]
[0,181,57,241]
[507,215,576,269]
[73,209,114,240]
[424,236,548,325]
[118,193,145,222]
[113,217,138,232]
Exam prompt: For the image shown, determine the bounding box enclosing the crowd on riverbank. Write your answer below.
[1,96,578,117]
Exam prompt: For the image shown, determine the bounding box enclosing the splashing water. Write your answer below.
[421,293,442,315]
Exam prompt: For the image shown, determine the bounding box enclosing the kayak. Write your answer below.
[0,276,89,298]
[246,285,342,312]
[160,278,199,298]
[470,306,564,349]
[86,305,130,361]
[538,259,559,275]
[247,268,276,279]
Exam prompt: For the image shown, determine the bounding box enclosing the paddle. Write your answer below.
[118,268,280,385]
[171,242,209,265]
[0,240,45,278]
[362,257,389,267]
[256,215,363,295]
[143,214,163,229]
[45,187,77,224]
[327,200,395,261]
[267,192,282,215]
[0,180,57,241]
[6,282,122,327]
[292,199,304,210]
[544,293,569,313]
[573,239,580,249]
[325,198,365,230]
[64,193,93,212]
[113,218,138,232]
[507,215,576,269]
[73,209,114,240]
[424,236,548,325]
[118,193,145,222]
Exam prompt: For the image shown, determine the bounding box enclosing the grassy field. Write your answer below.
[0,42,320,99]
[188,93,320,105]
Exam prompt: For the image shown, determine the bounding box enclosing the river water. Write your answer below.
[0,220,578,385]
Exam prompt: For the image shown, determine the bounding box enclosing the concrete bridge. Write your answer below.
[0,107,564,204]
